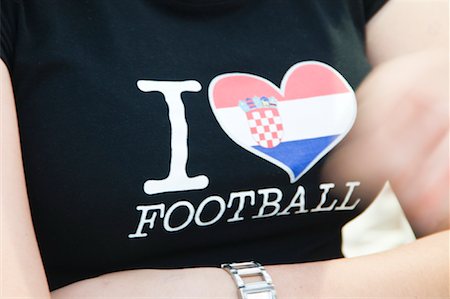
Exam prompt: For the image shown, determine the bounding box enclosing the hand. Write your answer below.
[322,49,449,237]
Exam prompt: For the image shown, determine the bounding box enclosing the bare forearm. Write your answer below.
[270,230,449,298]
[52,230,449,298]
[51,267,236,298]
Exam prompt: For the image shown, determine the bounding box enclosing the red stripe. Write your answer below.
[211,63,351,109]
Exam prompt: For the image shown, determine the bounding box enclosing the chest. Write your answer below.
[12,0,372,289]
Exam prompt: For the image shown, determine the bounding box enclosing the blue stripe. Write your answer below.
[252,135,339,178]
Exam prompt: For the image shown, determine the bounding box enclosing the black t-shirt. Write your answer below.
[1,0,387,291]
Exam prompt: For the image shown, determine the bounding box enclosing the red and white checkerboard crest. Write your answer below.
[239,96,284,148]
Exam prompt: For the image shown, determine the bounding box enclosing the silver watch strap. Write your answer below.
[221,261,277,299]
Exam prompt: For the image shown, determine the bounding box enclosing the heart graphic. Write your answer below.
[208,61,357,183]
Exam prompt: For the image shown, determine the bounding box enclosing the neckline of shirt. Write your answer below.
[153,0,249,13]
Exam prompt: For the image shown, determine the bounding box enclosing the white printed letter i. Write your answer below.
[137,80,209,195]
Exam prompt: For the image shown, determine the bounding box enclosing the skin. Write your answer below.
[1,60,51,298]
[1,0,449,297]
[322,48,449,237]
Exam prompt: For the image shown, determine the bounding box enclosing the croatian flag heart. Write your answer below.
[208,61,357,183]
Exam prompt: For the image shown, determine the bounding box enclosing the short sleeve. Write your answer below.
[363,0,388,22]
[0,0,20,71]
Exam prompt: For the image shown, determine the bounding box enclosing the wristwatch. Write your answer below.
[221,261,277,299]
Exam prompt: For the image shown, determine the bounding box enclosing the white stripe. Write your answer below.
[214,92,356,146]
